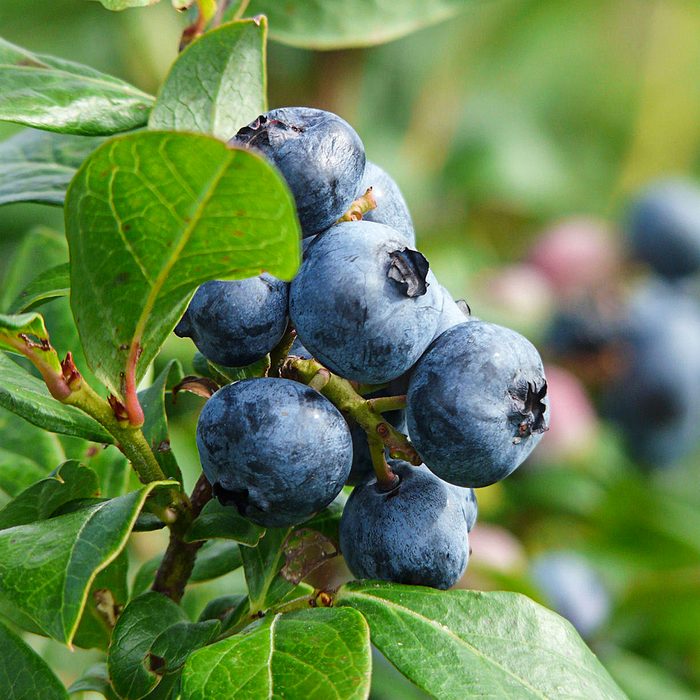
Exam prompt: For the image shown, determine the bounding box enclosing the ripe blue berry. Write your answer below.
[407,320,549,487]
[290,220,442,384]
[196,378,352,527]
[175,276,288,368]
[339,460,470,589]
[233,107,365,237]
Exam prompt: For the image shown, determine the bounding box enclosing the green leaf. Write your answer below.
[68,663,118,700]
[246,0,470,49]
[197,594,247,625]
[184,498,265,546]
[241,526,296,612]
[150,19,267,140]
[301,491,348,542]
[65,130,300,402]
[0,401,65,468]
[87,446,130,498]
[10,263,70,313]
[72,552,129,650]
[108,591,188,700]
[0,129,104,207]
[93,0,161,9]
[0,226,67,312]
[0,312,61,369]
[191,540,243,582]
[335,582,626,700]
[0,37,154,135]
[0,619,68,700]
[0,481,174,644]
[0,448,46,497]
[0,460,99,529]
[0,352,112,443]
[133,540,244,597]
[138,360,184,482]
[149,619,221,674]
[182,608,371,700]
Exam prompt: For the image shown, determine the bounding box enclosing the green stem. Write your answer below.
[65,379,166,484]
[367,395,407,414]
[281,357,421,478]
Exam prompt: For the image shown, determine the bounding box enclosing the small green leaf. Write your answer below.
[150,19,267,140]
[0,352,112,443]
[149,619,221,674]
[0,481,175,644]
[182,608,371,700]
[108,592,188,700]
[197,594,247,626]
[301,490,348,542]
[0,619,68,699]
[65,130,300,404]
[241,526,296,612]
[336,582,626,700]
[0,460,99,529]
[93,0,161,9]
[10,263,70,313]
[67,662,118,700]
[0,129,104,207]
[0,37,154,135]
[0,312,60,369]
[184,498,265,546]
[87,446,130,498]
[191,540,243,582]
[246,0,470,49]
[138,360,184,482]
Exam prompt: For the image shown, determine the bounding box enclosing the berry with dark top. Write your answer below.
[407,320,549,487]
[232,107,365,237]
[290,220,442,384]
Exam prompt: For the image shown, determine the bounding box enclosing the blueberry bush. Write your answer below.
[0,1,655,698]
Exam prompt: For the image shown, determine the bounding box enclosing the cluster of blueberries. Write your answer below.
[546,179,700,467]
[177,107,550,590]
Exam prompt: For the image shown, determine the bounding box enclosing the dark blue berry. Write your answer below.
[232,107,365,237]
[407,320,549,487]
[290,220,442,384]
[175,276,288,368]
[196,378,352,527]
[339,460,470,589]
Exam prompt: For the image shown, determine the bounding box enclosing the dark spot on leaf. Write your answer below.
[114,272,129,285]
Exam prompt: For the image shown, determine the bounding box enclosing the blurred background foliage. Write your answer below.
[2,0,700,698]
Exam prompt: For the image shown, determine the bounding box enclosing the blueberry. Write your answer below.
[174,276,288,368]
[339,460,470,589]
[290,220,442,384]
[407,320,549,487]
[627,179,700,279]
[359,161,415,244]
[531,552,610,638]
[232,107,365,237]
[196,378,352,527]
[603,280,700,466]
